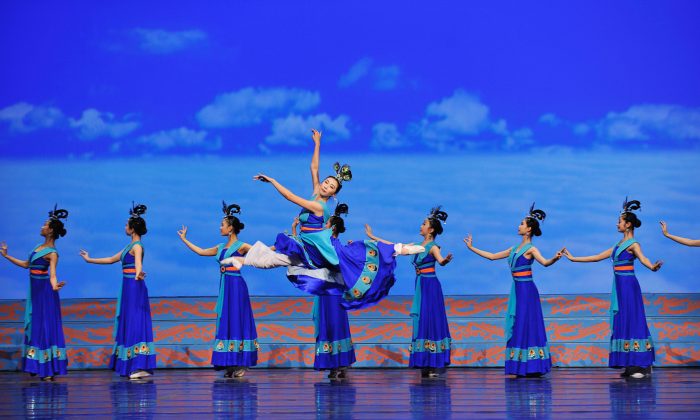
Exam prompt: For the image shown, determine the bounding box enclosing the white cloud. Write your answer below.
[0,102,64,132]
[70,109,140,140]
[338,57,373,88]
[371,122,409,149]
[596,104,700,142]
[417,90,492,149]
[338,58,402,91]
[539,113,562,126]
[138,127,221,150]
[374,66,401,91]
[196,87,320,129]
[265,114,350,146]
[132,28,207,54]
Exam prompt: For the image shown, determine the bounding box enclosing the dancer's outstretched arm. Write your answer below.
[0,242,30,268]
[429,245,453,266]
[627,243,663,271]
[310,129,322,195]
[561,247,612,262]
[177,226,218,256]
[47,252,65,291]
[463,234,510,260]
[254,174,324,216]
[364,224,395,245]
[529,246,563,267]
[661,221,700,247]
[80,249,121,264]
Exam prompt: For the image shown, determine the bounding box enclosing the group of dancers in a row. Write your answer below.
[2,129,698,382]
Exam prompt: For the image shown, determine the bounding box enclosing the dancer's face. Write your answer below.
[40,220,51,238]
[220,219,234,236]
[617,216,630,233]
[125,221,134,236]
[517,219,531,236]
[319,177,339,197]
[419,219,433,237]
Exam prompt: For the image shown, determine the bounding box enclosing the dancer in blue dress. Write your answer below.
[367,207,454,378]
[660,221,700,247]
[80,203,156,379]
[228,128,424,309]
[563,198,662,379]
[465,203,562,377]
[293,203,356,379]
[177,201,258,378]
[1,205,69,381]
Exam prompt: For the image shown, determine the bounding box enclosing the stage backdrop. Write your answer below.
[1,293,698,370]
[1,2,699,299]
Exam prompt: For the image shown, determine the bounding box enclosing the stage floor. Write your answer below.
[1,368,698,419]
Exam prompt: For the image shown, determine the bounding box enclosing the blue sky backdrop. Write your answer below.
[1,1,699,298]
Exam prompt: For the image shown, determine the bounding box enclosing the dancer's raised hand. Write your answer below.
[660,221,669,236]
[177,225,188,240]
[463,234,473,248]
[311,128,322,144]
[253,173,272,183]
[79,249,90,261]
[0,242,7,257]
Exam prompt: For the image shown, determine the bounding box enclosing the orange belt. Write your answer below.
[416,267,435,275]
[614,265,634,271]
[122,268,136,274]
[300,226,324,232]
[30,269,48,275]
[220,266,240,273]
[513,271,533,277]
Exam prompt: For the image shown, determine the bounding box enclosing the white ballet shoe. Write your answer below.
[129,370,152,380]
[220,256,243,269]
[394,243,425,255]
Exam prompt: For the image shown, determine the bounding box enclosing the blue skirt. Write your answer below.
[504,281,551,376]
[314,295,356,370]
[609,275,655,368]
[212,275,258,368]
[23,278,68,377]
[409,276,451,368]
[110,277,157,376]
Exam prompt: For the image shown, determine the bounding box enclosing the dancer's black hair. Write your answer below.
[128,202,148,236]
[222,201,245,234]
[525,202,546,237]
[47,204,68,239]
[427,205,448,237]
[328,203,349,235]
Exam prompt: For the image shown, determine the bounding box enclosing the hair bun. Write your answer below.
[48,204,69,220]
[428,205,448,223]
[130,202,147,218]
[334,203,349,217]
[222,200,241,217]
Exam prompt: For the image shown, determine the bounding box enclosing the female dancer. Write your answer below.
[229,128,424,309]
[464,203,561,377]
[293,203,356,379]
[367,207,453,378]
[660,221,700,246]
[80,203,156,379]
[177,202,258,378]
[1,205,69,381]
[563,198,662,379]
